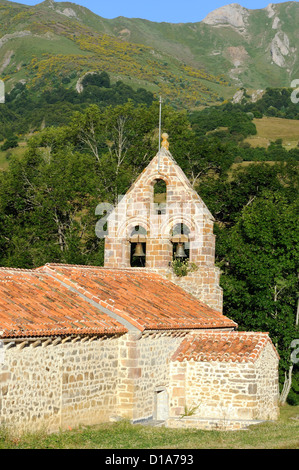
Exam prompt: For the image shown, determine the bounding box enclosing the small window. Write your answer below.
[153,179,166,214]
[130,225,146,237]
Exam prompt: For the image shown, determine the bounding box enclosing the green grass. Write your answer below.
[0,141,28,170]
[244,117,299,149]
[0,405,298,449]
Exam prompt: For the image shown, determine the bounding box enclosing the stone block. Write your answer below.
[0,373,11,383]
[128,368,142,379]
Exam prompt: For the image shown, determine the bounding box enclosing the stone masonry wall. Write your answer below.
[116,332,185,422]
[255,342,280,420]
[0,331,280,434]
[164,269,223,313]
[0,332,186,434]
[133,333,184,422]
[0,336,121,434]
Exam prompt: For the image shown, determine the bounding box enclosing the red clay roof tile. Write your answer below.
[171,331,279,363]
[39,264,237,332]
[0,264,237,338]
[0,268,127,338]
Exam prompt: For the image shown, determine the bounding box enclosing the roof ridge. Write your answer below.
[192,331,270,336]
[39,264,161,274]
[40,263,103,269]
[0,267,38,273]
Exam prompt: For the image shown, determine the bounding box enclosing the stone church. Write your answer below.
[0,135,279,434]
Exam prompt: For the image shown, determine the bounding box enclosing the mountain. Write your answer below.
[1,1,299,109]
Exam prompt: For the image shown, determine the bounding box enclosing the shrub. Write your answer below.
[171,259,198,277]
[1,135,18,151]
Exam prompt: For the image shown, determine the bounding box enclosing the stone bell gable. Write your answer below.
[104,139,223,312]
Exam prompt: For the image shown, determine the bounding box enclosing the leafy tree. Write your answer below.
[70,102,194,200]
[240,88,299,120]
[1,134,18,151]
[82,71,111,88]
[198,162,298,225]
[218,192,299,401]
[189,107,257,139]
[0,137,103,268]
[0,71,154,140]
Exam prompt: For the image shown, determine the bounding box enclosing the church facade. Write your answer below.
[0,137,280,434]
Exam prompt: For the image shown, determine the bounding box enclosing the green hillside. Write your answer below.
[2,1,299,109]
[0,0,230,109]
[1,1,299,145]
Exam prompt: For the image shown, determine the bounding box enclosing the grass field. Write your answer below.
[245,117,299,149]
[0,405,298,449]
[0,141,28,171]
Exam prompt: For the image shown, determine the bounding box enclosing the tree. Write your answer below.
[0,135,103,268]
[69,102,195,201]
[198,162,298,225]
[1,134,18,151]
[219,191,299,402]
[82,71,111,89]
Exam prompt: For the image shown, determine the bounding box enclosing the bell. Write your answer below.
[175,242,187,258]
[133,242,145,257]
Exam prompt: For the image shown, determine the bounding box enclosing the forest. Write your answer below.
[0,71,154,141]
[0,74,298,404]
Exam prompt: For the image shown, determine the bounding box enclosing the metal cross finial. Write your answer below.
[158,96,162,152]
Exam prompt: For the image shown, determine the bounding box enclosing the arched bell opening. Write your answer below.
[153,178,167,215]
[171,223,190,261]
[129,225,147,267]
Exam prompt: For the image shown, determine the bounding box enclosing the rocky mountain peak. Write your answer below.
[39,0,79,18]
[202,3,249,28]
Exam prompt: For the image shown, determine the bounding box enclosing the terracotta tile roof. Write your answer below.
[171,331,279,363]
[0,268,127,338]
[38,264,237,332]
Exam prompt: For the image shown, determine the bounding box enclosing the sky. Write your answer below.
[15,0,288,23]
